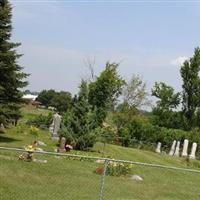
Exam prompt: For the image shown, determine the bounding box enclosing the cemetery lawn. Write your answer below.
[0,105,200,200]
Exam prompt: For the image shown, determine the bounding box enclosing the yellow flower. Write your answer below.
[25,145,35,152]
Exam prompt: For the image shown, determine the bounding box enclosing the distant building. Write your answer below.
[22,94,38,101]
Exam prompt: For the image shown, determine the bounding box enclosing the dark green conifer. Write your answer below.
[0,0,28,125]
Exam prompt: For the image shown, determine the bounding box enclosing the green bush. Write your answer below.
[26,113,52,129]
[75,133,96,150]
[113,113,200,157]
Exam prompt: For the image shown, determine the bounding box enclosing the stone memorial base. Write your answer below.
[58,148,66,153]
[51,133,59,141]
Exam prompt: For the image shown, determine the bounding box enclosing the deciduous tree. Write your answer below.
[88,62,125,126]
[180,47,200,130]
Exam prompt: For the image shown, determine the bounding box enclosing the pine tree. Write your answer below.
[73,80,90,136]
[63,80,96,150]
[0,0,28,125]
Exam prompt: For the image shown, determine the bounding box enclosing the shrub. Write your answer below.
[107,161,132,176]
[29,126,39,137]
[26,113,52,129]
[113,113,200,157]
[95,161,133,177]
[60,126,97,151]
[75,133,96,150]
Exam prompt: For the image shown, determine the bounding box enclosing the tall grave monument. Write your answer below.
[49,113,61,141]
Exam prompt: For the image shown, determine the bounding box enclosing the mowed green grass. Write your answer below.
[0,105,200,200]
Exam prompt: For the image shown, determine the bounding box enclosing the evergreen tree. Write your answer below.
[180,47,200,130]
[73,80,90,136]
[63,80,96,150]
[0,0,28,125]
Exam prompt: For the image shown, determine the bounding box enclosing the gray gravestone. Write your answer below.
[155,142,161,153]
[50,113,61,141]
[189,142,197,159]
[174,141,180,157]
[169,140,176,156]
[181,139,189,157]
[0,123,5,133]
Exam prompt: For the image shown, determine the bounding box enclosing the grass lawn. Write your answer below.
[0,105,200,200]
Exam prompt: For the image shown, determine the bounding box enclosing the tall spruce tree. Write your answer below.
[63,80,96,150]
[180,47,200,130]
[0,0,28,125]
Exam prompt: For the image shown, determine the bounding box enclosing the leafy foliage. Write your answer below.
[151,82,181,129]
[180,47,200,130]
[123,74,150,109]
[152,82,181,110]
[36,90,72,113]
[26,113,53,129]
[89,62,125,126]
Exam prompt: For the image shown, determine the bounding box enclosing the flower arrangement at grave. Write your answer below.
[18,143,37,162]
[65,144,73,151]
[95,160,133,177]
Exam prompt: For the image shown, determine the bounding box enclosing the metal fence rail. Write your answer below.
[0,146,200,200]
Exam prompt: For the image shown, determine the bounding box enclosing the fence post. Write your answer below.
[99,159,109,200]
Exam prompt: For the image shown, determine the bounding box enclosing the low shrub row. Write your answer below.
[115,117,200,157]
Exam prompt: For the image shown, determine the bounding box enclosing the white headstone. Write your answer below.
[169,140,176,156]
[155,142,162,153]
[189,142,197,159]
[181,139,189,157]
[174,141,180,157]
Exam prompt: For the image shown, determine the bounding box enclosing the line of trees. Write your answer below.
[152,48,200,131]
[36,90,72,113]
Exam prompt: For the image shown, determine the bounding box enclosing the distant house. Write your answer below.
[22,94,41,107]
[22,94,38,101]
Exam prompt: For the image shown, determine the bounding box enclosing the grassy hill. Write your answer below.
[0,105,200,200]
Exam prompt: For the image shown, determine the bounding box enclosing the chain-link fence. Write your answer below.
[0,146,200,200]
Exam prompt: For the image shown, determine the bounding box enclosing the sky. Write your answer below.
[10,0,200,98]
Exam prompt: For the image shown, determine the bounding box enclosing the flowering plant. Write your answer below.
[25,145,36,153]
[65,144,73,151]
[29,126,39,136]
[107,161,133,176]
[18,144,37,162]
[95,160,133,177]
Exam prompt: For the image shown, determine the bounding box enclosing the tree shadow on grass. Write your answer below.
[0,135,21,143]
